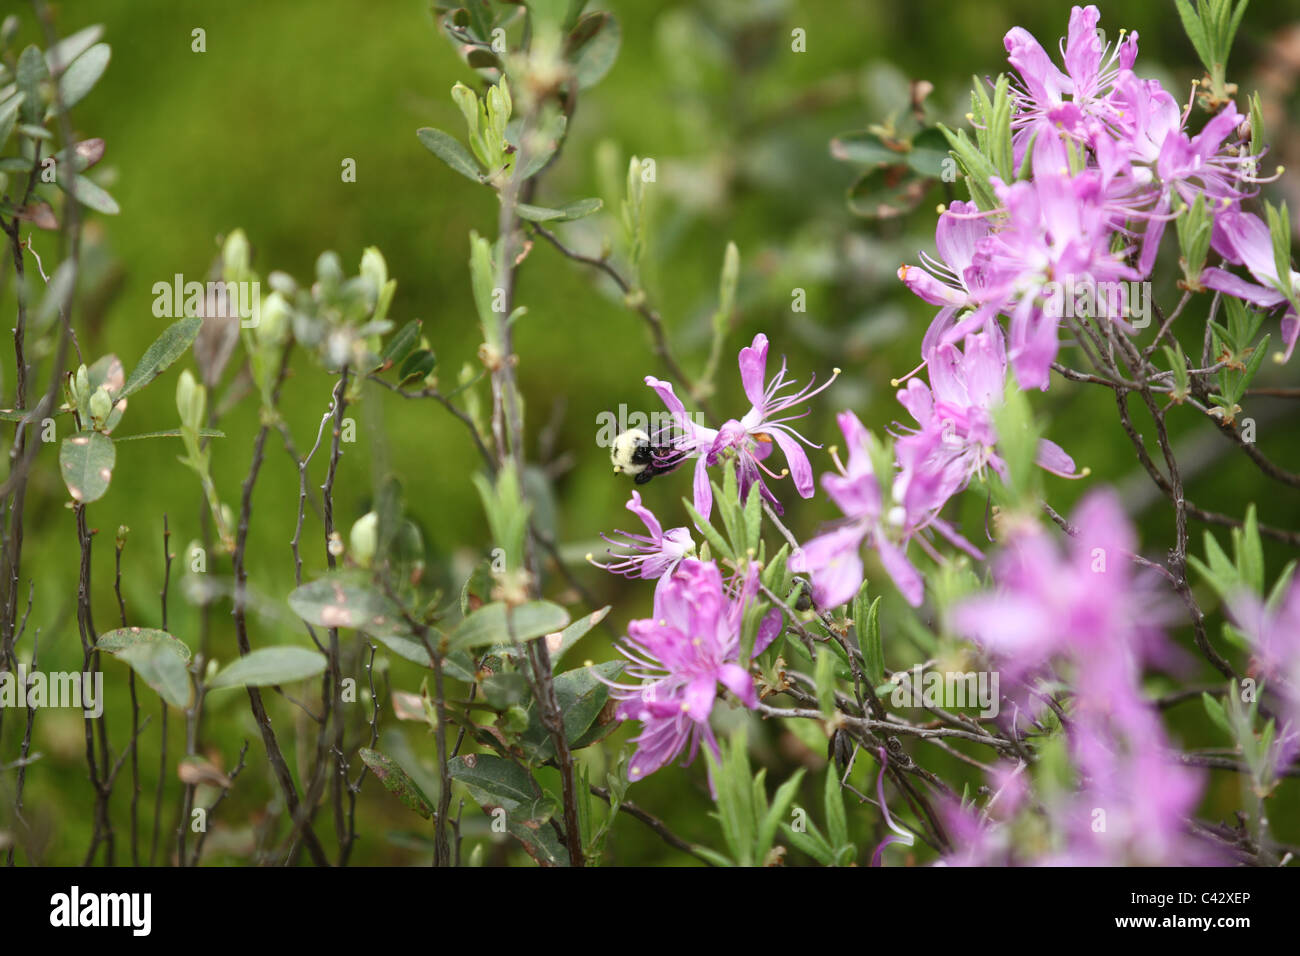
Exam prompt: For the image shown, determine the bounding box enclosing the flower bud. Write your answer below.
[360,246,387,291]
[222,228,250,283]
[349,511,379,568]
[176,369,205,432]
[89,385,113,429]
[72,364,91,410]
[451,82,480,135]
[255,291,291,346]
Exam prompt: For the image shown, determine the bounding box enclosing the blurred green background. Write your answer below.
[2,0,1299,865]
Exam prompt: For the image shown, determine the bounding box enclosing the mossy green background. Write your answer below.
[2,0,1298,865]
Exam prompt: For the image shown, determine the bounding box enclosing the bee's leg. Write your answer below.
[634,470,655,485]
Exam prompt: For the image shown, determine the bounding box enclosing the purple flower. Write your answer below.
[976,145,1141,388]
[789,411,926,609]
[647,333,837,519]
[605,558,781,783]
[589,491,695,599]
[948,489,1210,865]
[897,200,997,356]
[1229,578,1300,764]
[894,326,1080,506]
[1201,208,1300,360]
[952,490,1173,685]
[1004,5,1137,161]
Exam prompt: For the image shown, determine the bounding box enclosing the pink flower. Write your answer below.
[948,489,1210,865]
[897,200,998,356]
[952,490,1173,686]
[1229,578,1300,764]
[1003,5,1138,162]
[647,333,837,519]
[605,558,781,783]
[789,411,926,608]
[590,491,695,599]
[1201,208,1300,360]
[893,327,1080,507]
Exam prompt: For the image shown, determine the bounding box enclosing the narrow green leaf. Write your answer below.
[57,174,119,214]
[416,127,483,182]
[359,747,435,819]
[53,42,109,113]
[119,317,202,398]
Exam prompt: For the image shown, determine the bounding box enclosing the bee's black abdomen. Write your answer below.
[631,441,655,466]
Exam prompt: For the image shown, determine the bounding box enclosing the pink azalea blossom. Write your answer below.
[1201,208,1300,360]
[789,411,926,608]
[605,558,781,783]
[590,491,695,599]
[646,333,837,520]
[893,327,1080,506]
[1228,578,1300,764]
[1003,5,1137,162]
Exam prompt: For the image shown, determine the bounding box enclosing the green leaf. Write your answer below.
[824,767,849,849]
[119,317,202,398]
[938,124,999,211]
[57,174,119,214]
[358,747,435,819]
[757,768,806,862]
[780,820,836,865]
[906,127,952,178]
[0,91,24,149]
[829,129,905,166]
[684,499,734,562]
[862,595,884,686]
[416,127,483,182]
[448,600,570,652]
[44,25,105,75]
[743,474,762,555]
[16,46,47,126]
[397,348,436,383]
[371,632,435,668]
[1202,691,1233,739]
[116,642,192,709]
[846,164,932,219]
[288,573,407,636]
[379,319,422,370]
[59,430,115,503]
[569,12,620,89]
[208,647,328,689]
[113,427,225,442]
[516,197,603,222]
[547,605,610,664]
[814,645,837,718]
[1175,0,1212,69]
[96,627,191,662]
[52,42,110,113]
[520,660,624,759]
[448,752,542,813]
[1237,503,1264,595]
[508,817,570,867]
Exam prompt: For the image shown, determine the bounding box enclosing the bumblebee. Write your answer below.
[610,428,676,485]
